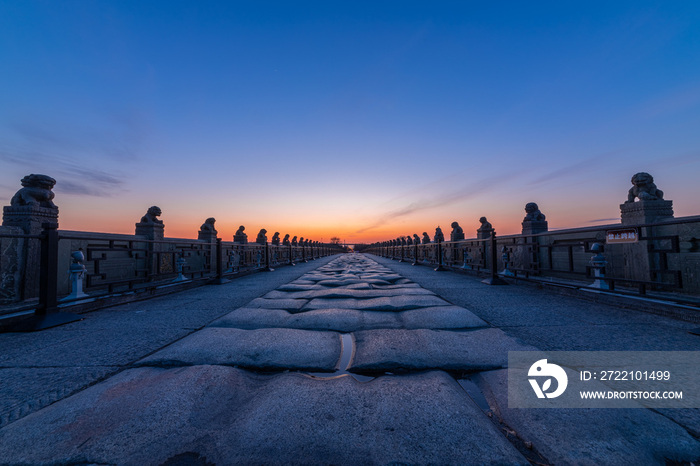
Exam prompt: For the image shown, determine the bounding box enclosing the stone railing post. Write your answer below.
[482,231,507,286]
[263,242,274,272]
[60,250,90,302]
[213,238,229,285]
[434,238,446,272]
[619,172,674,287]
[38,223,59,315]
[588,243,610,290]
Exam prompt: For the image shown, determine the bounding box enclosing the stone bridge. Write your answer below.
[1,253,699,464]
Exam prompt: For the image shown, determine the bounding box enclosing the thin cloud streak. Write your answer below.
[356,171,522,234]
[0,148,126,197]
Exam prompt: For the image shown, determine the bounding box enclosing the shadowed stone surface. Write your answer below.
[0,367,527,465]
[0,256,341,429]
[475,369,700,465]
[136,327,341,371]
[350,328,534,372]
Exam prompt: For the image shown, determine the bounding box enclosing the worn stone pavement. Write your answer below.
[1,253,699,465]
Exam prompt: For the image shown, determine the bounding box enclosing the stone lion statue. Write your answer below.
[523,202,546,222]
[140,206,163,224]
[10,174,57,208]
[413,234,421,244]
[271,232,280,245]
[626,172,664,202]
[478,216,493,230]
[200,217,216,232]
[283,234,290,246]
[434,226,445,242]
[256,229,268,244]
[422,232,431,244]
[450,221,464,241]
[291,236,298,246]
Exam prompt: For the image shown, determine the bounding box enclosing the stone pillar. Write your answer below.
[134,206,165,280]
[618,172,674,285]
[3,205,59,235]
[620,201,674,226]
[2,175,60,302]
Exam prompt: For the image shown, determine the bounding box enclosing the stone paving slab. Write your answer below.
[317,278,392,287]
[247,297,309,311]
[211,305,487,332]
[304,294,450,311]
[474,368,700,465]
[136,327,341,371]
[263,287,435,300]
[0,366,528,465]
[211,307,398,332]
[350,328,534,373]
[358,273,404,282]
[400,305,488,329]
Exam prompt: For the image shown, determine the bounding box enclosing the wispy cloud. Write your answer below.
[528,150,627,186]
[0,109,149,197]
[0,147,127,197]
[356,171,522,234]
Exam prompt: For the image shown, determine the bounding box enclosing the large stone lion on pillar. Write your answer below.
[10,174,57,208]
[626,172,664,202]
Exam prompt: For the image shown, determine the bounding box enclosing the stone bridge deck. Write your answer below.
[1,254,699,464]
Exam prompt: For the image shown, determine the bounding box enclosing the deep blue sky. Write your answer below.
[1,1,699,241]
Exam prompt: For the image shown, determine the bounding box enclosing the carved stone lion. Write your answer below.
[283,234,290,246]
[256,229,268,244]
[271,232,280,245]
[434,226,445,243]
[523,202,546,222]
[422,232,431,244]
[200,217,216,232]
[140,206,163,224]
[10,174,57,208]
[626,172,664,202]
[450,221,464,241]
[478,216,493,230]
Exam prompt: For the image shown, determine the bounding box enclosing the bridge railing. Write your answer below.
[0,225,342,321]
[362,216,700,302]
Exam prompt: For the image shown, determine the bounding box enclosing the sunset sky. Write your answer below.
[1,1,699,244]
